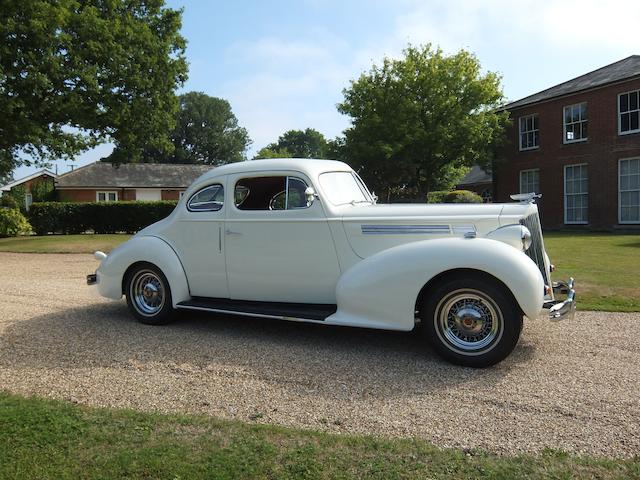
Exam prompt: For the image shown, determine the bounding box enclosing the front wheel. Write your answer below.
[125,263,174,325]
[420,274,523,367]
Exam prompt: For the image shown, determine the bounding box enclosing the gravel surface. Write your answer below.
[0,252,638,457]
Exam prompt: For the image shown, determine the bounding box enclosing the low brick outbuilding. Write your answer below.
[55,162,212,202]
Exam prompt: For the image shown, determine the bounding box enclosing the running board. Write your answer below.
[176,297,336,322]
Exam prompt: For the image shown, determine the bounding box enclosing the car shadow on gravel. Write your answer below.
[0,302,536,399]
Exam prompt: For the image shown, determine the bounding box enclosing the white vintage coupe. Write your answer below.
[88,159,575,367]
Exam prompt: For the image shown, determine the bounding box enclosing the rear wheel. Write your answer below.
[420,274,522,367]
[125,263,174,325]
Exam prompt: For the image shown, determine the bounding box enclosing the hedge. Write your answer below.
[426,190,483,204]
[28,201,178,235]
[0,208,32,237]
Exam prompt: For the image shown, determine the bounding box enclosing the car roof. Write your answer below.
[197,158,353,182]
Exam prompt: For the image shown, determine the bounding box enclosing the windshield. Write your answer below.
[319,171,372,206]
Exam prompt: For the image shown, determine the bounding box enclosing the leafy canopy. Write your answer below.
[0,0,188,176]
[337,44,508,200]
[254,128,329,159]
[108,92,251,164]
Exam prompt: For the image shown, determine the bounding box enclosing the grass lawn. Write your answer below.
[0,231,638,312]
[0,391,638,480]
[0,233,131,253]
[544,233,640,312]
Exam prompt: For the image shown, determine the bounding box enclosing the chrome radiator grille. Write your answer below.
[520,212,551,287]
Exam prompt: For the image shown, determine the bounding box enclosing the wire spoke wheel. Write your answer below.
[130,269,166,317]
[435,289,504,355]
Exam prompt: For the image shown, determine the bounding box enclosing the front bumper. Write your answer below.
[543,277,576,321]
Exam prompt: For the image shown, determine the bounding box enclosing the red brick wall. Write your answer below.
[495,78,640,229]
[58,189,98,202]
[57,188,136,202]
[121,189,136,201]
[161,190,182,201]
[57,189,184,202]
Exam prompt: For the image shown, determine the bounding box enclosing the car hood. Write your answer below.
[338,202,534,259]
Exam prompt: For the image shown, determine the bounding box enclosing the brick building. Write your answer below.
[55,162,212,202]
[494,55,640,230]
[0,169,57,209]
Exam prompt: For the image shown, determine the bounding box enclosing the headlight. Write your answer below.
[521,226,532,251]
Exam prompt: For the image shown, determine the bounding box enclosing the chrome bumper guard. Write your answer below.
[87,273,97,285]
[543,277,576,321]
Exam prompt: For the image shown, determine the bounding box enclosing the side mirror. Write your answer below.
[371,191,378,204]
[305,186,318,207]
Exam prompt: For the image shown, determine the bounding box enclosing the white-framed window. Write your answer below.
[96,191,118,202]
[563,102,588,143]
[564,164,588,224]
[619,158,640,224]
[619,89,640,135]
[519,114,539,150]
[25,193,33,211]
[519,169,540,194]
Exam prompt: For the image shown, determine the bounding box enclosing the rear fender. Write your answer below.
[328,237,544,331]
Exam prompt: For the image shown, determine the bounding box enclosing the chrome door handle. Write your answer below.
[225,229,242,235]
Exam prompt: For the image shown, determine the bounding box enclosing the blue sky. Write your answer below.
[13,0,639,179]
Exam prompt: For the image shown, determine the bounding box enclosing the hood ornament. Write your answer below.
[510,192,542,204]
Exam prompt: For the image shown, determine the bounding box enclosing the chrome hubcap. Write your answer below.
[435,289,503,354]
[131,270,165,316]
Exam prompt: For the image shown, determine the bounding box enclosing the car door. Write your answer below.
[224,172,341,304]
[163,177,229,298]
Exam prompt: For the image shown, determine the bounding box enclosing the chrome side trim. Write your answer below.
[361,224,451,235]
[452,225,477,235]
[360,224,476,235]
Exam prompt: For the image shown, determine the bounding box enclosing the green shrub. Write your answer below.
[0,208,32,237]
[0,194,19,209]
[31,180,57,202]
[444,190,483,203]
[28,201,178,235]
[427,190,483,204]
[426,191,448,203]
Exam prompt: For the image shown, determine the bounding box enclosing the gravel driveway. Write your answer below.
[0,252,638,457]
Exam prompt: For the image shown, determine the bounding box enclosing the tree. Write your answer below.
[337,44,508,201]
[0,172,13,187]
[169,93,250,164]
[254,128,329,159]
[253,146,293,159]
[107,92,251,164]
[0,0,188,176]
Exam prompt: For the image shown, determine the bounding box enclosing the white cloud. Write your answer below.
[221,34,355,152]
[207,0,640,156]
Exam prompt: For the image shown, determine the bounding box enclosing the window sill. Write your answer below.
[618,129,640,136]
[518,146,540,152]
[563,139,588,145]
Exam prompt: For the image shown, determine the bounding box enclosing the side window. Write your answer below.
[235,176,309,210]
[286,177,308,209]
[187,184,224,212]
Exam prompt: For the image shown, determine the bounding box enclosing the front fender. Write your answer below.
[327,237,544,331]
[96,235,190,307]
